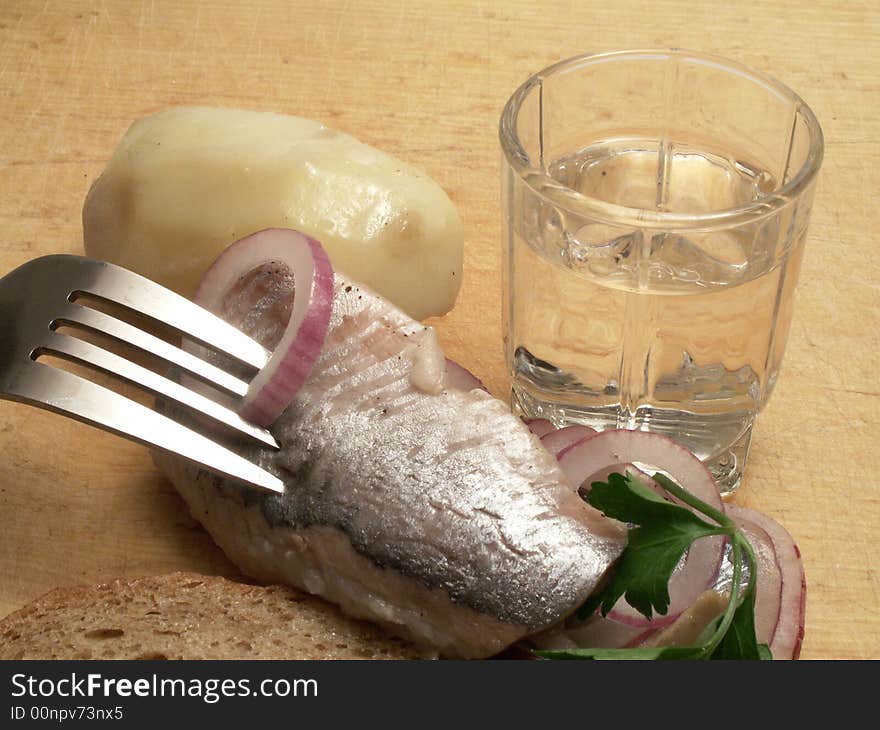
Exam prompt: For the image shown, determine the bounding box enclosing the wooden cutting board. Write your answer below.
[0,0,877,659]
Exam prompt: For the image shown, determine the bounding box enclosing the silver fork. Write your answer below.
[0,254,284,494]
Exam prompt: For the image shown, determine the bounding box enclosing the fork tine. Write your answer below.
[61,255,270,371]
[3,361,284,494]
[37,331,279,450]
[56,304,249,398]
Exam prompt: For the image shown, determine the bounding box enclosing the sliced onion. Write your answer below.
[194,228,334,427]
[556,429,725,628]
[539,424,597,459]
[725,505,806,660]
[523,418,556,438]
[444,358,488,392]
[557,429,723,510]
[715,509,782,647]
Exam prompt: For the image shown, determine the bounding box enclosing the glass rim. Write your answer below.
[499,49,825,230]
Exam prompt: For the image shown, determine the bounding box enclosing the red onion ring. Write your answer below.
[194,228,334,427]
[725,505,806,660]
[539,424,597,459]
[715,509,782,647]
[557,429,724,510]
[523,418,556,438]
[556,429,725,628]
[444,358,487,392]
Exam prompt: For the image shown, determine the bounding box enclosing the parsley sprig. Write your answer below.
[536,472,770,660]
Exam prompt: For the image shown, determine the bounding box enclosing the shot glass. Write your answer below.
[500,50,823,492]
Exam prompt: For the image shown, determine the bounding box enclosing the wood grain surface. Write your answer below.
[0,0,877,659]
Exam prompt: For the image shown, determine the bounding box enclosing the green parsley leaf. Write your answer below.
[710,579,763,659]
[586,474,727,619]
[539,470,772,661]
[709,532,772,661]
[710,613,761,660]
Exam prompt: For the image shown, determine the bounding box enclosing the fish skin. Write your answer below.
[157,274,625,656]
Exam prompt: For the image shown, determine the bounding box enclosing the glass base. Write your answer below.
[704,426,752,495]
[512,385,753,496]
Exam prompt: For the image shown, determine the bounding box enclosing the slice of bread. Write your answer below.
[0,572,425,660]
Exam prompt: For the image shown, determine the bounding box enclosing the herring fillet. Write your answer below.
[155,274,625,658]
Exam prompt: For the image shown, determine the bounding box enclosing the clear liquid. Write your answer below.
[506,137,806,492]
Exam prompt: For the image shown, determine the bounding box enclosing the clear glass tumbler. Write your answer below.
[500,50,823,492]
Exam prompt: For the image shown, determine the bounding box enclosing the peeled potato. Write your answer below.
[83,107,463,320]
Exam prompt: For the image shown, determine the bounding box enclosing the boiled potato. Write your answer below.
[83,107,463,320]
